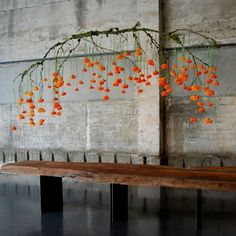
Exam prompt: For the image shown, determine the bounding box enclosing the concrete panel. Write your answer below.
[53,150,67,162]
[11,103,87,151]
[4,150,15,163]
[116,153,131,164]
[130,154,144,165]
[164,0,236,44]
[166,96,236,155]
[68,151,85,162]
[100,152,115,163]
[28,150,40,161]
[0,0,159,62]
[41,150,52,161]
[146,155,160,165]
[0,150,4,163]
[16,150,27,161]
[88,100,139,153]
[137,86,160,155]
[85,152,100,163]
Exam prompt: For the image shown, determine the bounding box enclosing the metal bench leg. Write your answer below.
[110,184,128,223]
[40,176,63,213]
[195,189,202,231]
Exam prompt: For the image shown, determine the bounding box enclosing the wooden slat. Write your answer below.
[2,161,236,192]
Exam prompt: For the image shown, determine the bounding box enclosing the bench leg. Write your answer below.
[195,189,202,231]
[110,184,128,223]
[40,176,63,213]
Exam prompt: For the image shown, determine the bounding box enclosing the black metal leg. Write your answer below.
[110,184,128,223]
[195,189,202,231]
[40,176,63,213]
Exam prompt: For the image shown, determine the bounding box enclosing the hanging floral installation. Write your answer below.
[12,22,219,130]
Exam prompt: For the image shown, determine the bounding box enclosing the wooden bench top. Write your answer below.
[2,161,236,192]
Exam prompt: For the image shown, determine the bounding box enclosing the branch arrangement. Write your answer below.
[12,22,219,130]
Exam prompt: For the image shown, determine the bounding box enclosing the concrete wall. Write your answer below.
[0,0,160,157]
[163,0,236,164]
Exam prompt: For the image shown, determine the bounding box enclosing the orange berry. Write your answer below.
[103,95,110,101]
[135,48,142,57]
[161,63,168,70]
[198,107,206,113]
[104,88,110,93]
[213,81,220,86]
[153,70,159,76]
[61,91,67,96]
[147,59,155,66]
[98,65,106,71]
[206,78,213,84]
[203,117,213,125]
[116,54,124,60]
[11,126,17,131]
[137,88,143,94]
[122,84,128,89]
[78,80,84,85]
[189,117,197,123]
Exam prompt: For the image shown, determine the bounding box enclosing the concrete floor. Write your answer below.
[0,174,236,236]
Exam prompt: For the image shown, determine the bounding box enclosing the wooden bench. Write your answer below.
[2,161,236,230]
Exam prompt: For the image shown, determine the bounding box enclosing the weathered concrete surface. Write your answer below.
[116,153,131,164]
[28,150,40,161]
[167,96,236,155]
[164,0,236,44]
[85,152,99,163]
[0,0,159,62]
[100,152,115,163]
[0,0,160,158]
[88,100,138,153]
[53,150,67,162]
[67,151,85,162]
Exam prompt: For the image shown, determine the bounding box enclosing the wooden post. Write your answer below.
[40,176,63,212]
[110,184,128,223]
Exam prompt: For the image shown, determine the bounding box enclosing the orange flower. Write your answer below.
[122,84,129,89]
[116,54,124,60]
[38,108,46,113]
[147,59,155,66]
[61,91,67,96]
[137,88,143,93]
[98,65,106,71]
[153,70,159,76]
[206,78,213,84]
[213,81,220,86]
[103,95,110,101]
[70,74,77,80]
[38,98,44,103]
[78,80,84,85]
[198,107,205,113]
[189,95,200,101]
[197,101,204,107]
[191,85,201,91]
[135,48,142,57]
[11,126,17,131]
[203,117,213,125]
[161,63,168,70]
[189,117,197,123]
[104,88,110,93]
